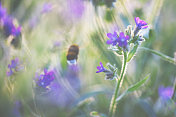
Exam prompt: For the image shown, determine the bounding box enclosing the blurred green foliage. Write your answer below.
[0,0,176,117]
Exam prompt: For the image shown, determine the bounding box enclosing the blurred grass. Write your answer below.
[0,0,176,117]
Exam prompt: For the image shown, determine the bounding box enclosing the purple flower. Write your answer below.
[3,16,15,37]
[106,31,118,46]
[2,17,22,38]
[67,0,85,18]
[36,69,55,88]
[6,58,20,76]
[96,62,105,73]
[41,3,53,14]
[158,86,174,100]
[135,17,148,29]
[12,26,21,37]
[0,3,22,38]
[0,3,7,20]
[7,66,13,76]
[117,32,130,48]
[12,101,21,117]
[35,66,81,108]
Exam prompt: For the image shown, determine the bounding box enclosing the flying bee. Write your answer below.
[66,44,79,65]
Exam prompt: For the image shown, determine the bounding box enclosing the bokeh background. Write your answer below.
[0,0,176,117]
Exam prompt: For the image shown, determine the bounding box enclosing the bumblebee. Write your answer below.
[66,44,79,65]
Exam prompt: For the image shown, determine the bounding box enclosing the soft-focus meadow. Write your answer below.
[0,0,176,117]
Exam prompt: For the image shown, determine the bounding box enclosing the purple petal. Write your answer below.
[118,42,123,47]
[141,21,147,25]
[97,66,101,70]
[6,69,13,76]
[8,64,11,68]
[44,68,48,74]
[135,17,140,24]
[113,31,117,37]
[107,33,113,39]
[112,41,118,46]
[100,62,103,68]
[158,86,174,99]
[142,25,148,29]
[119,32,125,38]
[12,26,21,37]
[125,35,130,40]
[134,17,137,24]
[106,40,112,45]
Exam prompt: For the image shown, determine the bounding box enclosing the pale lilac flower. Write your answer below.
[67,0,85,18]
[0,3,6,20]
[158,86,174,100]
[41,3,53,14]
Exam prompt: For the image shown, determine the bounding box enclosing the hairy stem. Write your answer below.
[109,52,127,117]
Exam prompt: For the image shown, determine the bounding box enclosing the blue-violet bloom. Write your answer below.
[117,32,130,48]
[3,16,15,37]
[12,26,21,37]
[36,69,55,89]
[96,62,105,73]
[158,86,174,100]
[135,17,148,29]
[106,31,118,46]
[6,58,20,76]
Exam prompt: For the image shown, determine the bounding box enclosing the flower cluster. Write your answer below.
[107,32,130,49]
[97,17,148,80]
[6,58,22,76]
[96,62,117,80]
[0,2,21,38]
[107,17,148,51]
[35,69,55,89]
[35,65,81,108]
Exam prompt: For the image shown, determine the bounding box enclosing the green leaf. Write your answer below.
[127,74,150,92]
[116,74,150,102]
[139,47,176,65]
[127,45,138,62]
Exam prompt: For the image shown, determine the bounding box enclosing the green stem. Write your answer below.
[109,52,127,117]
[139,47,176,65]
[172,78,176,100]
